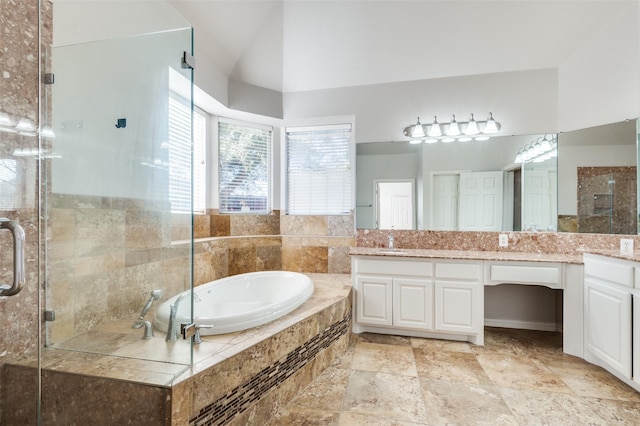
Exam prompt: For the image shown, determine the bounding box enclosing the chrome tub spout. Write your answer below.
[166,294,187,342]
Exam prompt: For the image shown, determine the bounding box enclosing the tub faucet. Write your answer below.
[166,294,187,342]
[141,320,154,339]
[132,289,163,329]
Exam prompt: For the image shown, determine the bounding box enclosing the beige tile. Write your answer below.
[413,348,492,385]
[288,365,351,411]
[498,387,610,425]
[270,407,341,425]
[342,370,428,423]
[581,397,640,425]
[420,378,518,425]
[351,342,417,377]
[339,412,424,425]
[476,353,574,394]
[544,359,640,401]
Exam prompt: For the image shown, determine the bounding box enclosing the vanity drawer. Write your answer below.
[355,257,433,277]
[435,262,482,280]
[584,254,634,288]
[485,262,562,288]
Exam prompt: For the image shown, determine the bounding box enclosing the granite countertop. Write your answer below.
[582,249,640,263]
[349,247,584,264]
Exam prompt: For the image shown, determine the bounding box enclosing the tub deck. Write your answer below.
[3,273,352,425]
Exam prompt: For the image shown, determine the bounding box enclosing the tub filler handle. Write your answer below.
[0,218,25,297]
[193,324,213,344]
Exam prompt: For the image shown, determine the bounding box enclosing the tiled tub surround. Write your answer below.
[47,196,354,345]
[3,274,352,425]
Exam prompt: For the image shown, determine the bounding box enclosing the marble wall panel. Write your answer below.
[0,2,50,422]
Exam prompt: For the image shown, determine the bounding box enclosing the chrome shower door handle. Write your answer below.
[0,218,25,297]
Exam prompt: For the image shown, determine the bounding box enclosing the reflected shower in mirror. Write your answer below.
[557,119,637,234]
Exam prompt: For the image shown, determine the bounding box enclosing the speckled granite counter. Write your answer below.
[583,249,640,262]
[349,247,584,264]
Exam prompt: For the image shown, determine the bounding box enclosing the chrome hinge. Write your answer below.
[181,52,195,70]
[180,322,195,340]
[44,310,56,322]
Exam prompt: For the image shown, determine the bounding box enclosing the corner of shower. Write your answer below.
[40,15,197,386]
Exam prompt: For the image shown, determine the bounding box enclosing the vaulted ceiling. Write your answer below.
[169,0,636,93]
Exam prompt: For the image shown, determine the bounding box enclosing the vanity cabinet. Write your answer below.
[583,253,636,385]
[352,256,483,344]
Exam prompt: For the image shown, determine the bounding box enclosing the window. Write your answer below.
[218,118,272,213]
[0,159,18,210]
[168,94,206,214]
[286,124,352,215]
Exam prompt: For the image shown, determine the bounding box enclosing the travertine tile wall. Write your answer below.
[48,204,354,343]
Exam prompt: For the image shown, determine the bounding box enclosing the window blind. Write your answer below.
[218,118,271,213]
[286,124,352,215]
[168,95,206,214]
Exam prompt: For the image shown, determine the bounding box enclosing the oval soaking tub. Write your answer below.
[153,271,314,335]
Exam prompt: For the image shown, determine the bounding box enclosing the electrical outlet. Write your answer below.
[620,238,634,255]
[499,234,508,248]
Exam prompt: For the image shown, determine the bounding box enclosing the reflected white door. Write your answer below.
[523,169,553,230]
[459,171,503,231]
[377,181,414,230]
[432,174,460,230]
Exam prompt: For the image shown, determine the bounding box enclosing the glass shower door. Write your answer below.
[38,10,195,423]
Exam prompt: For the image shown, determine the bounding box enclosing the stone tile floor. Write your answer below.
[270,327,640,425]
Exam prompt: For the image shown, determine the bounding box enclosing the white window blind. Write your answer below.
[168,94,206,214]
[286,124,352,215]
[218,118,271,213]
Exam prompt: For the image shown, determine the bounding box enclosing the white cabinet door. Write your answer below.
[356,276,393,327]
[585,277,632,378]
[434,281,482,334]
[393,278,433,330]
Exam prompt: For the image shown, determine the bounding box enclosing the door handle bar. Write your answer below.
[0,218,25,297]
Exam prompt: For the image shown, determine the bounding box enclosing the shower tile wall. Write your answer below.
[577,166,637,234]
[47,193,190,344]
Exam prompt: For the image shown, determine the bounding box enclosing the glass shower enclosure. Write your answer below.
[2,2,196,423]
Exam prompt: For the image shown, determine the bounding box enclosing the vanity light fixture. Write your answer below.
[408,117,426,138]
[403,112,501,144]
[427,116,442,137]
[514,134,557,163]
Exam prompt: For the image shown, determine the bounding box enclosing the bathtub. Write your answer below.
[153,271,314,336]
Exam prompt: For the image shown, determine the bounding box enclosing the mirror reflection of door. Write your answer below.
[376,180,415,229]
[431,174,460,230]
[459,171,504,231]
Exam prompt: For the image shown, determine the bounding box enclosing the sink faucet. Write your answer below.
[166,294,187,342]
[388,233,394,250]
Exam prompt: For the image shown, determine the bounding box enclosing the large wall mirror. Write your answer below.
[356,119,638,235]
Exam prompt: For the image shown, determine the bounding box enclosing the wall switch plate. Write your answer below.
[620,238,634,255]
[499,234,508,248]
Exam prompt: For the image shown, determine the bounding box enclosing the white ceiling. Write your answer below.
[169,0,637,93]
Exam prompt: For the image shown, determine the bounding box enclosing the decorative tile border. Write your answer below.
[189,309,352,426]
